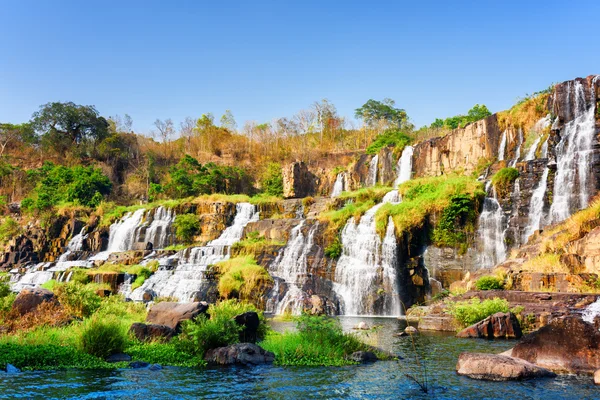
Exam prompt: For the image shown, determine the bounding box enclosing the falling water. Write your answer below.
[477,182,506,269]
[129,203,259,302]
[549,81,597,223]
[522,168,550,243]
[540,138,549,159]
[366,155,379,187]
[53,226,91,270]
[330,173,346,198]
[333,190,401,316]
[137,206,176,249]
[583,297,600,326]
[498,131,507,161]
[509,128,523,167]
[524,115,551,161]
[524,137,541,162]
[394,146,413,187]
[11,263,54,292]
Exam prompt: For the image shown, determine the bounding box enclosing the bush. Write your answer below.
[446,298,510,327]
[475,276,504,290]
[216,256,272,305]
[54,282,102,318]
[0,217,21,244]
[324,238,343,259]
[491,167,519,197]
[173,213,200,244]
[366,130,412,155]
[261,162,283,196]
[78,316,127,359]
[0,343,115,371]
[431,194,478,249]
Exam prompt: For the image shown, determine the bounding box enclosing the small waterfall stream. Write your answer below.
[366,155,379,187]
[509,128,523,167]
[330,173,346,198]
[129,203,258,302]
[476,182,507,269]
[394,145,413,187]
[522,167,550,243]
[498,131,507,161]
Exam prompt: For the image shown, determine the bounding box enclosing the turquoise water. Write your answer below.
[0,317,597,399]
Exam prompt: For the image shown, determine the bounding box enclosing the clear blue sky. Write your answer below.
[1,0,598,134]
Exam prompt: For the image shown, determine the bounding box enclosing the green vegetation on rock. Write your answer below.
[475,276,505,291]
[430,104,492,130]
[446,298,510,327]
[491,167,519,197]
[174,213,201,244]
[215,256,272,305]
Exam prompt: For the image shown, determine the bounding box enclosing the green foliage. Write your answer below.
[366,130,412,155]
[179,300,267,357]
[355,98,411,130]
[77,316,127,359]
[324,237,342,259]
[491,167,520,197]
[23,162,111,210]
[0,280,15,312]
[475,276,505,291]
[430,104,492,129]
[216,256,272,304]
[0,216,21,244]
[261,314,378,366]
[173,213,200,244]
[0,343,116,371]
[231,232,285,256]
[54,282,102,318]
[261,162,284,196]
[125,342,205,367]
[446,298,510,327]
[431,194,479,249]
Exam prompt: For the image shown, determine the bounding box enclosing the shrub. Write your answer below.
[491,167,519,197]
[431,194,479,249]
[324,238,343,259]
[446,298,510,327]
[475,276,504,290]
[261,162,284,197]
[125,342,205,367]
[78,316,127,359]
[216,256,272,304]
[54,282,102,318]
[0,343,114,371]
[0,216,21,244]
[302,196,315,208]
[173,213,200,244]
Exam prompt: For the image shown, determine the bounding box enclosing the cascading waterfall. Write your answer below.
[524,115,551,161]
[582,297,600,325]
[549,80,597,223]
[91,209,147,261]
[524,137,541,161]
[498,131,507,161]
[477,182,506,269]
[332,189,401,316]
[267,220,319,315]
[394,146,413,187]
[129,203,258,302]
[330,173,346,198]
[11,263,54,292]
[540,139,549,158]
[136,206,176,249]
[366,155,379,187]
[522,168,550,243]
[509,128,523,167]
[53,226,91,270]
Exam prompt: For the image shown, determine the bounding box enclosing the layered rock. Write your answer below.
[456,312,522,339]
[456,352,556,381]
[146,301,209,331]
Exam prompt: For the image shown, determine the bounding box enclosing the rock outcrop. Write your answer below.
[12,288,55,315]
[129,322,176,342]
[146,301,209,331]
[204,343,275,365]
[456,352,556,381]
[282,162,317,198]
[456,312,522,339]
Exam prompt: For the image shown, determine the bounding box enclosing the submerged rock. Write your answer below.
[456,312,522,339]
[146,301,209,331]
[5,364,20,374]
[456,352,556,381]
[149,364,162,371]
[348,351,378,363]
[12,288,55,315]
[205,343,275,366]
[106,353,132,363]
[404,326,418,334]
[129,361,150,369]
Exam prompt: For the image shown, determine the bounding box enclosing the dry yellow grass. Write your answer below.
[520,254,570,274]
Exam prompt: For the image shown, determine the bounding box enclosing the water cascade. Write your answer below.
[136,206,176,249]
[394,146,414,187]
[366,155,379,187]
[330,173,346,198]
[522,168,550,243]
[129,203,258,302]
[509,128,523,167]
[549,80,598,223]
[498,131,507,161]
[476,182,507,269]
[582,297,600,325]
[524,115,551,161]
[333,189,401,316]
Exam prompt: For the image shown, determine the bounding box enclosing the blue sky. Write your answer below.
[1,0,598,134]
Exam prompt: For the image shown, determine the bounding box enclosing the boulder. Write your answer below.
[205,343,275,366]
[129,322,176,342]
[457,312,522,339]
[348,351,378,363]
[510,315,600,374]
[595,369,600,385]
[146,301,209,331]
[12,287,55,315]
[418,315,458,332]
[456,352,556,381]
[405,326,418,334]
[5,364,20,374]
[234,312,260,343]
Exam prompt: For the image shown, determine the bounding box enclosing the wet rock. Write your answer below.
[594,369,600,385]
[12,287,55,315]
[146,301,209,331]
[149,364,162,371]
[457,312,522,339]
[348,351,378,363]
[418,315,458,332]
[511,315,600,374]
[129,361,150,369]
[5,364,20,374]
[129,322,176,342]
[106,353,132,363]
[456,352,556,381]
[405,326,418,334]
[234,312,260,343]
[205,343,275,366]
[282,161,317,198]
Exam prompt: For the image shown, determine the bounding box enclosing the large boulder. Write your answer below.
[456,352,556,381]
[234,312,260,343]
[510,315,600,374]
[12,288,55,315]
[205,343,275,366]
[129,322,176,342]
[457,312,522,339]
[348,351,378,363]
[146,301,209,331]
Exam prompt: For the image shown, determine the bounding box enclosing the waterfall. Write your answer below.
[524,115,551,161]
[394,146,413,187]
[11,263,54,292]
[137,206,176,249]
[332,190,401,316]
[477,182,506,269]
[53,226,91,270]
[330,173,346,198]
[498,131,507,161]
[524,137,541,161]
[509,128,523,167]
[366,155,379,187]
[583,297,600,325]
[381,216,401,315]
[540,138,549,158]
[522,168,550,243]
[549,80,597,223]
[129,203,258,302]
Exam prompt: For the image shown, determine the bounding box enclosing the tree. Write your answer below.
[0,123,36,156]
[31,102,109,146]
[220,110,237,131]
[108,114,133,133]
[467,104,492,122]
[153,118,175,143]
[355,98,410,130]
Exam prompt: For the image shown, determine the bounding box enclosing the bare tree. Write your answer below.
[180,117,195,148]
[153,118,175,144]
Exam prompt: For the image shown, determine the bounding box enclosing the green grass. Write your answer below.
[231,231,286,256]
[215,256,273,304]
[491,167,519,197]
[475,276,504,290]
[446,297,511,327]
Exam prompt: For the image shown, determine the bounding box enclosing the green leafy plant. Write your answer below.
[491,167,519,197]
[173,213,200,244]
[54,282,102,318]
[475,276,504,290]
[324,238,343,259]
[77,316,127,359]
[261,162,283,196]
[446,297,510,327]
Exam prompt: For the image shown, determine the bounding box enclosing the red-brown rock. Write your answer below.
[146,301,209,331]
[457,312,522,339]
[456,352,556,381]
[11,287,55,315]
[129,322,175,341]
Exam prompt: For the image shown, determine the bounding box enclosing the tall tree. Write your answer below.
[153,118,175,143]
[220,110,237,131]
[355,98,410,130]
[0,123,36,156]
